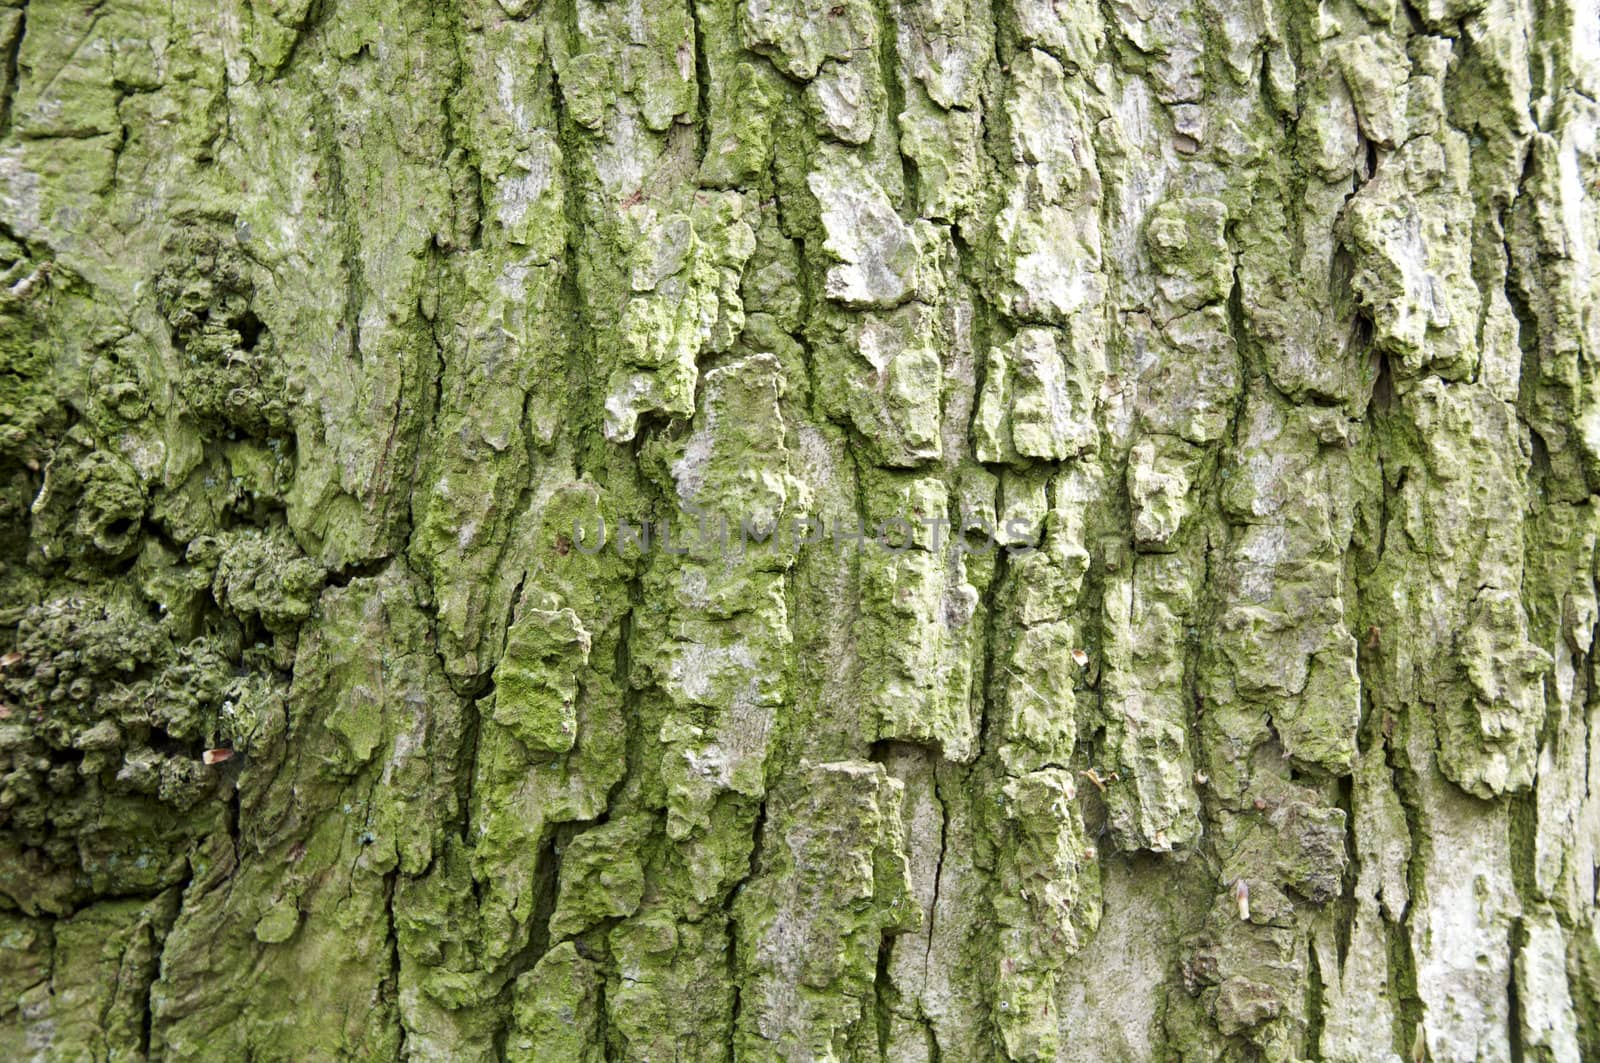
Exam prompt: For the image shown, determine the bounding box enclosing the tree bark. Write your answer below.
[0,0,1596,1059]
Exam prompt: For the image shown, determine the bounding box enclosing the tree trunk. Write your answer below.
[0,0,1595,1059]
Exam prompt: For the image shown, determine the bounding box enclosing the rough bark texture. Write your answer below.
[0,0,1596,1059]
